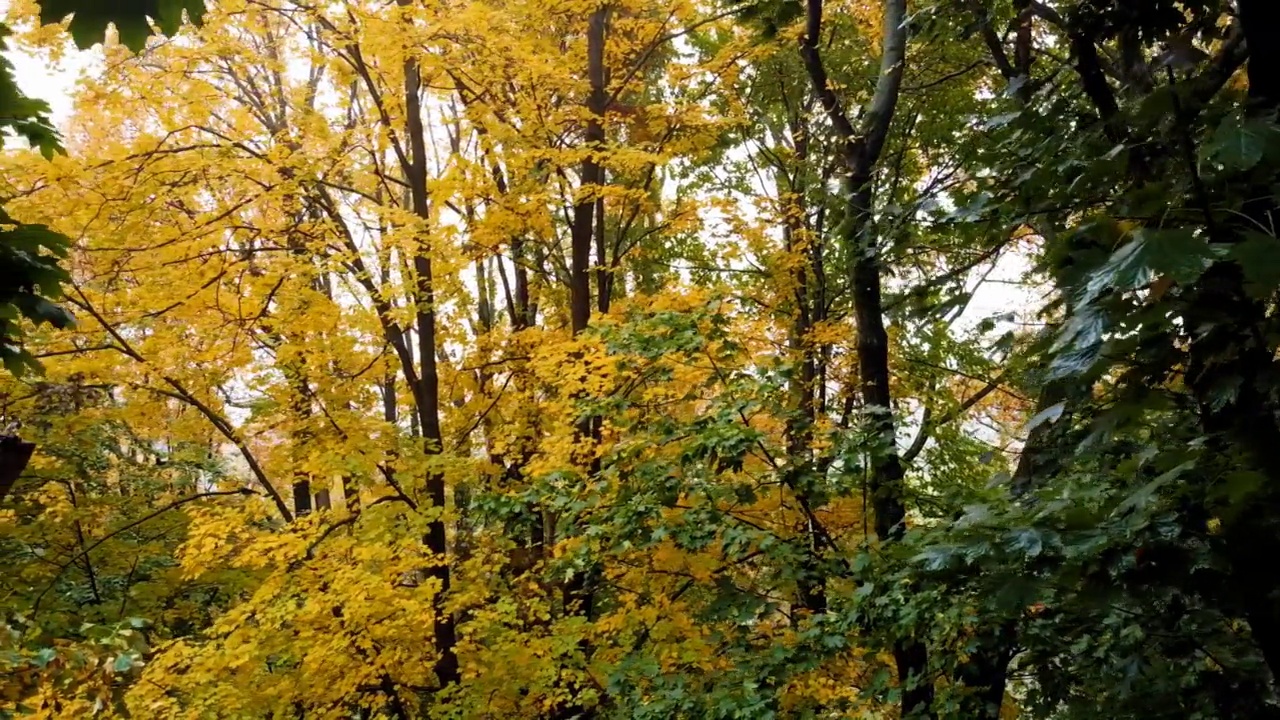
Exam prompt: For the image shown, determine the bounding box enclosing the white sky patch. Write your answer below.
[8,53,77,127]
[1,0,98,132]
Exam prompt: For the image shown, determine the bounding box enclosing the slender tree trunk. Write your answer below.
[846,181,933,718]
[398,13,459,685]
[778,122,824,615]
[554,7,609,718]
[289,367,314,518]
[595,195,610,313]
[571,8,607,335]
[800,0,930,713]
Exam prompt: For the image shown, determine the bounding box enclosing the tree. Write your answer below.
[2,0,208,377]
[4,0,1280,717]
[1,0,207,512]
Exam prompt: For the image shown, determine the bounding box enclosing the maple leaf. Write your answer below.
[35,0,205,52]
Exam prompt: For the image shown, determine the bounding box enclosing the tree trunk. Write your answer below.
[398,11,459,685]
[1187,0,1280,681]
[799,0,929,713]
[0,436,34,502]
[554,6,609,718]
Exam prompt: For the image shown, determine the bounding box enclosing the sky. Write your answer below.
[8,49,79,124]
[2,1,100,148]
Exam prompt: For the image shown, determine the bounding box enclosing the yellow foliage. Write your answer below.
[0,0,999,714]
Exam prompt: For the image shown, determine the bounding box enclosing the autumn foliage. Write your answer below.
[4,0,1280,718]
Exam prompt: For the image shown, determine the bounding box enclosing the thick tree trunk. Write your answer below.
[1188,0,1280,682]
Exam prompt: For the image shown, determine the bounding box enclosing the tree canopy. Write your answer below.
[1,0,1279,718]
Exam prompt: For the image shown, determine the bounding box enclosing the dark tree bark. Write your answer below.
[570,6,607,336]
[799,0,933,715]
[397,0,459,684]
[0,436,34,503]
[554,7,609,718]
[1186,0,1280,682]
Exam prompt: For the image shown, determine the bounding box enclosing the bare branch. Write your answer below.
[902,376,1005,464]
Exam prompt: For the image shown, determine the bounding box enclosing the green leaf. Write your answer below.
[1026,402,1065,433]
[1048,307,1106,379]
[1116,461,1195,515]
[1230,231,1280,298]
[915,545,958,571]
[112,13,153,53]
[1141,228,1220,285]
[34,647,56,667]
[112,652,135,673]
[1074,237,1149,307]
[1219,470,1264,507]
[1203,114,1276,173]
[35,0,206,52]
[2,346,42,376]
[984,112,1020,130]
[1077,228,1214,308]
[1007,528,1045,557]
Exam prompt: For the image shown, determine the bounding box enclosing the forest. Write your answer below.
[1,0,1278,717]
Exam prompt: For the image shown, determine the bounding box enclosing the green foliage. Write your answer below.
[872,1,1280,717]
[0,27,60,160]
[0,378,242,715]
[1,615,151,719]
[35,0,206,52]
[0,24,71,377]
[0,209,74,376]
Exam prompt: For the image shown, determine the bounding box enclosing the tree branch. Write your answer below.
[65,288,294,521]
[858,0,908,171]
[800,0,859,166]
[33,489,256,613]
[902,375,1005,463]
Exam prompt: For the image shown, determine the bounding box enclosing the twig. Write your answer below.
[33,489,256,614]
